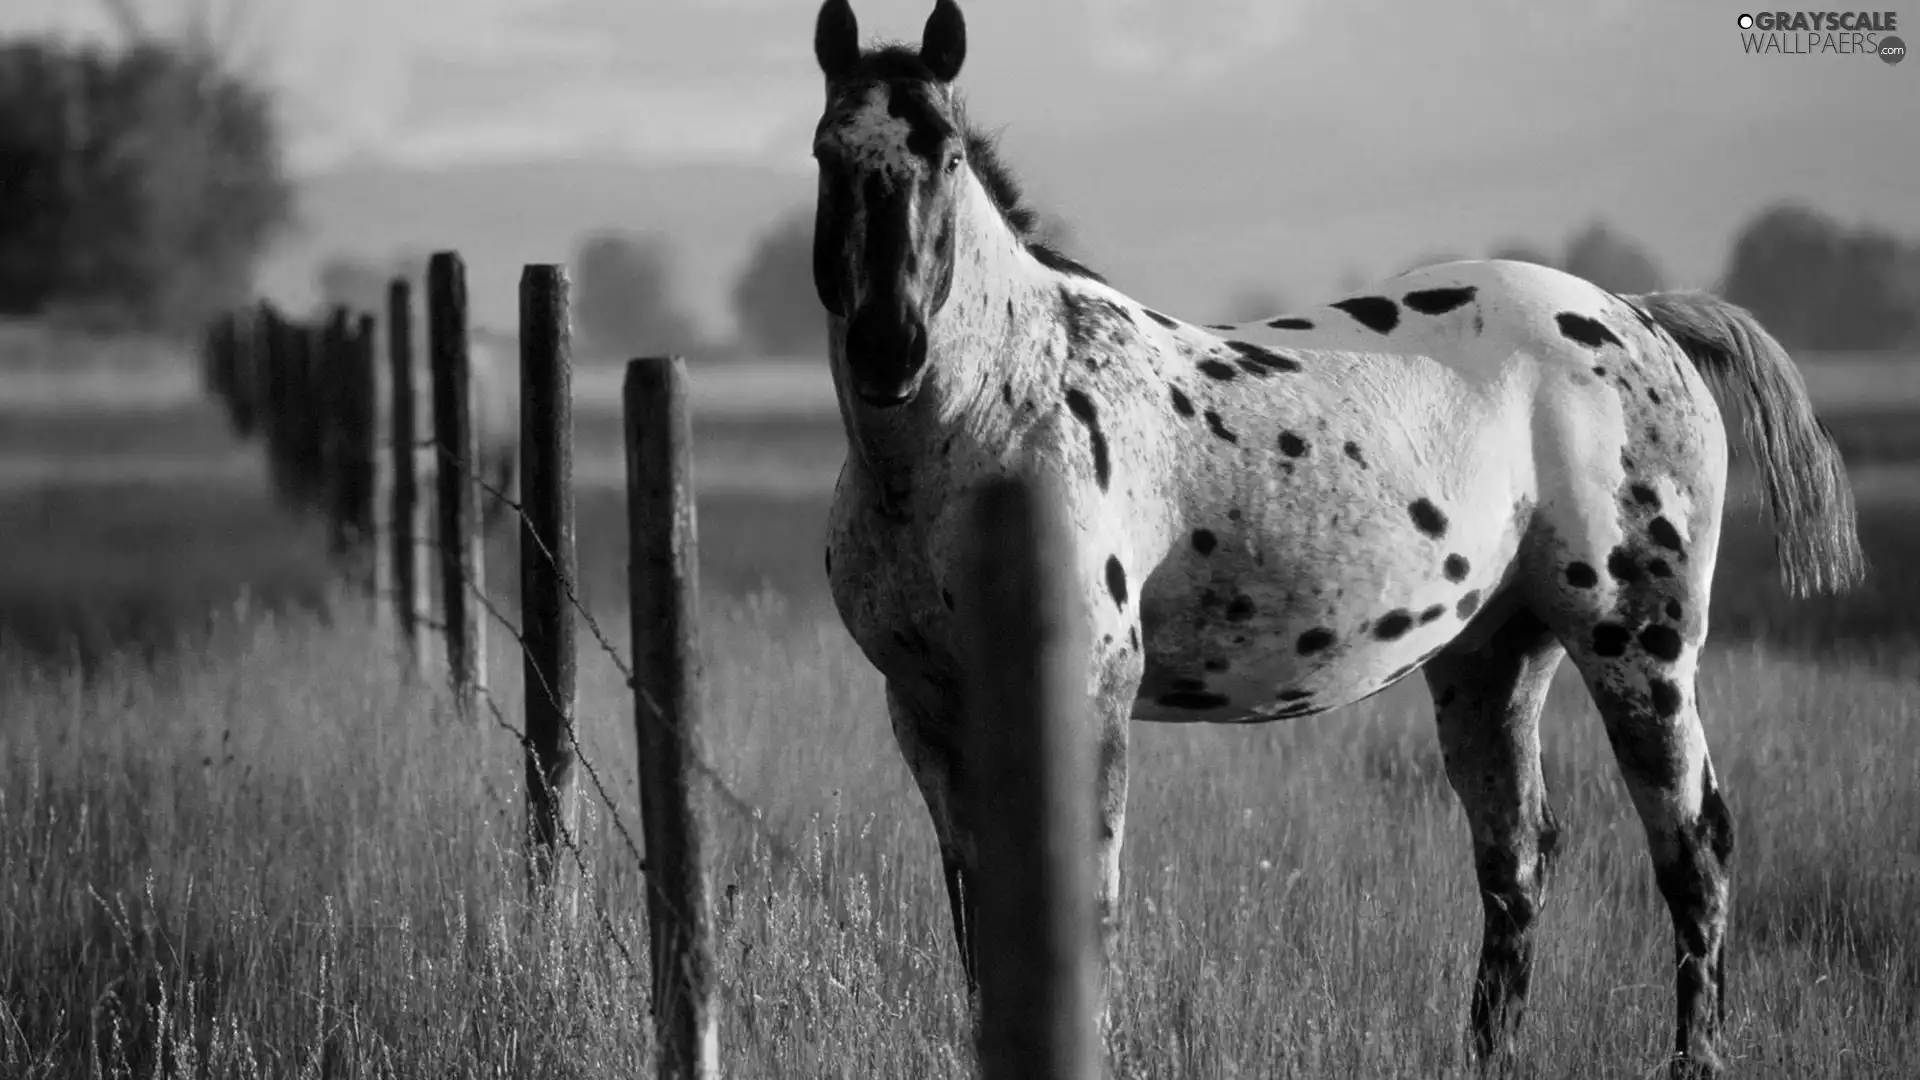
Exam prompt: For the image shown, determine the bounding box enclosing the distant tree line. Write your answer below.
[1487,208,1920,351]
[0,27,293,336]
[688,201,1918,359]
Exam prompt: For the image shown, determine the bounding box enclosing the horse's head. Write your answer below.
[811,0,970,408]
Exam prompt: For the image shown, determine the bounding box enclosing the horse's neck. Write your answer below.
[837,179,1064,507]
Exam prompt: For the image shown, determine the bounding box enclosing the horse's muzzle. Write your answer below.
[844,305,929,407]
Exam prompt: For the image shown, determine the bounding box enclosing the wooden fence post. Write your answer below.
[352,311,383,602]
[258,305,288,496]
[387,277,429,667]
[962,474,1100,1080]
[518,264,579,902]
[625,356,718,1080]
[295,319,326,512]
[428,251,486,718]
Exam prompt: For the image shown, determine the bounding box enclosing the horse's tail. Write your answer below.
[1630,289,1866,597]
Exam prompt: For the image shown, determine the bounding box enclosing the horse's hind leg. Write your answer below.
[1421,607,1567,1064]
[1551,605,1732,1078]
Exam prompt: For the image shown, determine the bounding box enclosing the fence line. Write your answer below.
[196,251,1098,1077]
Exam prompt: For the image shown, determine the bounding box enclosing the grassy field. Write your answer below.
[1,353,1918,1077]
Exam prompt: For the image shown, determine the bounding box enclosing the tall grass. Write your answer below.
[2,586,1915,1078]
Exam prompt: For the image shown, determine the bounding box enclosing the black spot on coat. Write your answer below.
[1343,442,1367,467]
[1331,295,1400,334]
[1401,285,1477,315]
[1555,312,1624,349]
[1266,316,1314,330]
[1444,555,1470,582]
[1607,548,1640,583]
[1191,529,1217,555]
[1142,308,1179,330]
[1063,388,1111,491]
[1105,556,1128,609]
[1648,516,1684,552]
[1456,591,1481,619]
[1374,610,1414,640]
[1592,623,1631,657]
[1169,386,1196,417]
[1224,340,1303,373]
[1197,358,1239,382]
[1205,410,1238,443]
[1629,484,1661,509]
[1297,628,1336,655]
[1649,677,1683,718]
[1566,562,1598,588]
[1638,624,1682,662]
[1409,498,1448,538]
[1278,431,1308,457]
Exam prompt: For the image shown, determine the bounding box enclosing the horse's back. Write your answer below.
[1129,258,1731,722]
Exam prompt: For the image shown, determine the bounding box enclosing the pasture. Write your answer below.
[1,347,1917,1077]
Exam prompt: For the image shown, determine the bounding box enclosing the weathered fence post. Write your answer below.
[518,264,579,903]
[625,356,718,1080]
[295,319,326,512]
[962,474,1101,1080]
[353,311,383,602]
[321,305,353,554]
[428,251,486,718]
[387,277,429,667]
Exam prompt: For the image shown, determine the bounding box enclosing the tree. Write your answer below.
[0,28,293,335]
[730,207,823,358]
[1561,220,1664,294]
[569,230,705,361]
[1723,202,1920,351]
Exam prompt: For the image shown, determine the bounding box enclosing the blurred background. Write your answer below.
[0,0,1915,664]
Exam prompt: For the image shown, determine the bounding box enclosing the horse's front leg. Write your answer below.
[885,680,980,992]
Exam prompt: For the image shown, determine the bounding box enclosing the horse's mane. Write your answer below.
[843,44,1106,285]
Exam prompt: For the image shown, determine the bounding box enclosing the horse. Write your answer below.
[807,1,1866,1075]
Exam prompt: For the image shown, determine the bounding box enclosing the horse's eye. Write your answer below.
[944,151,962,175]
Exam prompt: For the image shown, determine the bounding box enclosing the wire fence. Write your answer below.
[198,249,1100,1078]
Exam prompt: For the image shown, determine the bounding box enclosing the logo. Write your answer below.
[1736,10,1905,61]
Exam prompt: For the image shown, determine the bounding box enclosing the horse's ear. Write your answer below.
[919,0,965,83]
[815,0,861,82]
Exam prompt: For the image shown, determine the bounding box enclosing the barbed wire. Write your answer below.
[253,406,841,976]
[419,441,811,874]
[468,681,645,981]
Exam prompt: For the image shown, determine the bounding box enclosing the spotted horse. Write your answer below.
[809,1,1866,1074]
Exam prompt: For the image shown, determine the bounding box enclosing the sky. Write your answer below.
[7,0,1918,333]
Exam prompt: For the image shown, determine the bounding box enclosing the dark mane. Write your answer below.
[838,43,1106,285]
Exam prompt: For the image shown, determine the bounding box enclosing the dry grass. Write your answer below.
[2,588,1915,1079]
